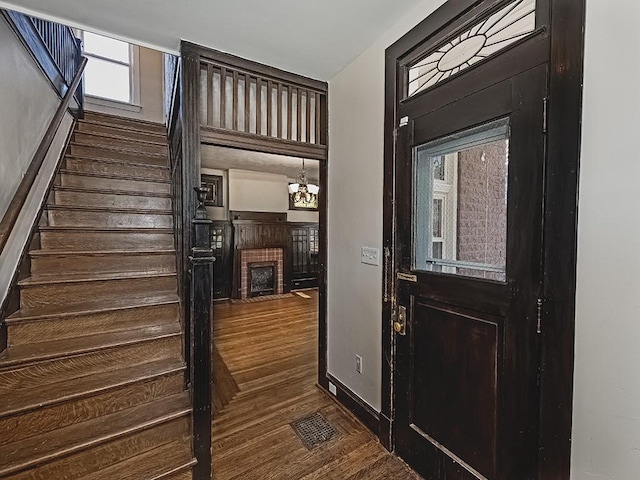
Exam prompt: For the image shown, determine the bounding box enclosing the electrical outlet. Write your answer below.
[328,382,337,395]
[361,247,380,266]
[355,355,363,374]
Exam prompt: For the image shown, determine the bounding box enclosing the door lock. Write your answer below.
[394,305,407,336]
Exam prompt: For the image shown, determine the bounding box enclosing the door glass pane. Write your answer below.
[413,118,509,281]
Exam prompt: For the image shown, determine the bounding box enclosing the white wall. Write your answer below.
[85,45,165,123]
[571,1,640,478]
[327,0,445,410]
[0,17,60,221]
[0,16,75,306]
[228,170,289,213]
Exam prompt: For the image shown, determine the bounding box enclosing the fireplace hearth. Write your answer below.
[238,248,284,299]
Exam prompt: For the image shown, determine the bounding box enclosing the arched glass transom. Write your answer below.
[408,0,536,98]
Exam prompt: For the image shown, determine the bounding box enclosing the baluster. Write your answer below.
[306,90,311,144]
[287,86,293,140]
[256,77,262,135]
[206,64,213,126]
[232,71,238,131]
[267,80,273,137]
[277,83,283,139]
[296,87,302,142]
[315,93,321,145]
[220,67,226,129]
[244,74,251,133]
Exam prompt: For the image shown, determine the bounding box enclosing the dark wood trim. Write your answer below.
[2,10,67,98]
[537,0,586,478]
[317,112,328,389]
[0,119,77,353]
[382,0,585,477]
[0,56,87,255]
[200,126,327,161]
[187,42,327,93]
[324,374,380,436]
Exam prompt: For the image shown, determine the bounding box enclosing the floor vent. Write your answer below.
[290,412,340,450]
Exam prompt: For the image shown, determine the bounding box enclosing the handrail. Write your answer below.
[0,56,88,254]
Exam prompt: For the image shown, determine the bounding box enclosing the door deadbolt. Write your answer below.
[394,305,407,336]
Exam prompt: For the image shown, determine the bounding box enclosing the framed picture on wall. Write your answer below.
[201,174,223,207]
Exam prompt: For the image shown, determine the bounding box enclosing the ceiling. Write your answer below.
[0,0,425,79]
[201,145,319,182]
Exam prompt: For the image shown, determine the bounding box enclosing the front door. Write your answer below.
[393,61,548,479]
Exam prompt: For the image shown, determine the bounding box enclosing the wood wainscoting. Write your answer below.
[212,291,419,479]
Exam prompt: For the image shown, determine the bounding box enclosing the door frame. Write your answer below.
[381,1,586,478]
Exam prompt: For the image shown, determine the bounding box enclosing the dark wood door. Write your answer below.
[394,64,547,480]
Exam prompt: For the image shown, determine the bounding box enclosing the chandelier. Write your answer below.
[288,159,319,205]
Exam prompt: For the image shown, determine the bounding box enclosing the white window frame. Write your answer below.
[81,31,141,111]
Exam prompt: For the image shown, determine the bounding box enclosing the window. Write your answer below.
[83,32,132,103]
[413,118,510,281]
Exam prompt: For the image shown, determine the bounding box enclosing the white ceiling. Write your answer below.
[201,145,319,181]
[0,0,424,79]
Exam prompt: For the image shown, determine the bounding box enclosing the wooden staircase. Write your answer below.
[0,112,195,479]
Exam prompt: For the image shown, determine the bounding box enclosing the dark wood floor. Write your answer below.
[212,290,420,479]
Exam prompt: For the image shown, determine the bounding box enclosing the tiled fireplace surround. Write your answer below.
[239,248,284,299]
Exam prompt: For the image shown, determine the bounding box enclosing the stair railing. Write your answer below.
[0,10,86,351]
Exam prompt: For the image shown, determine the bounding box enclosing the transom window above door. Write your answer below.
[413,118,510,281]
[407,0,537,98]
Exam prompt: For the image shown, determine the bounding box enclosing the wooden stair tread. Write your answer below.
[75,130,168,147]
[82,440,195,480]
[70,141,167,157]
[65,154,168,169]
[46,204,173,215]
[60,169,171,183]
[6,293,179,322]
[0,391,191,477]
[54,185,172,198]
[0,323,181,368]
[0,357,185,418]
[29,249,175,257]
[82,112,165,130]
[39,225,174,233]
[19,270,176,286]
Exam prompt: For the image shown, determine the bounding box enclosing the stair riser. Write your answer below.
[76,121,166,143]
[61,172,170,194]
[0,372,184,446]
[54,190,171,210]
[65,157,169,180]
[5,417,190,480]
[8,303,179,346]
[47,209,173,229]
[83,112,166,135]
[70,144,167,166]
[73,132,168,156]
[31,253,176,277]
[40,230,175,251]
[20,275,177,308]
[0,335,182,393]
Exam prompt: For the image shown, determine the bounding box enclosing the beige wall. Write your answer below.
[0,17,60,221]
[0,16,75,306]
[85,45,165,123]
[571,1,640,478]
[327,0,445,411]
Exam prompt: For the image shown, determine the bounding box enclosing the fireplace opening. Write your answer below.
[249,262,276,297]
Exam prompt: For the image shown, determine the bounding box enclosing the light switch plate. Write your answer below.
[361,247,380,266]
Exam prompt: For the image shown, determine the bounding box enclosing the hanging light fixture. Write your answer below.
[288,159,319,205]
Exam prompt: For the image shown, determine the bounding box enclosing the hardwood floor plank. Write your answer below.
[212,290,420,479]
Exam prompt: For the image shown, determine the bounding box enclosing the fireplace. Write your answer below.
[239,248,284,299]
[249,262,276,297]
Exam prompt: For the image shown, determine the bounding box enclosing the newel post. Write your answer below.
[190,187,213,480]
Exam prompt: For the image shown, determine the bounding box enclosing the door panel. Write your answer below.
[394,64,547,480]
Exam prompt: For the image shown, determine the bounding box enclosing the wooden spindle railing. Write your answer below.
[190,45,328,161]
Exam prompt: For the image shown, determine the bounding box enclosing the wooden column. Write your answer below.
[190,187,214,480]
